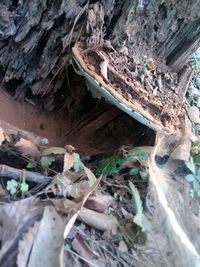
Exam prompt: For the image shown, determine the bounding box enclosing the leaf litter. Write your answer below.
[0,120,200,267]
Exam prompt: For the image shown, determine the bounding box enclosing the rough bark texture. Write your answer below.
[0,0,199,100]
[110,0,200,71]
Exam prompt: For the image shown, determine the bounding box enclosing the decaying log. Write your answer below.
[0,0,199,98]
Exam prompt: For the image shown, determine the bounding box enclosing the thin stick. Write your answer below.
[0,164,52,184]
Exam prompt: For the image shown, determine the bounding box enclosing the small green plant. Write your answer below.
[97,155,126,175]
[40,155,55,169]
[6,179,29,195]
[190,49,200,72]
[6,179,18,195]
[26,160,37,169]
[20,182,29,192]
[192,140,200,164]
[97,146,152,176]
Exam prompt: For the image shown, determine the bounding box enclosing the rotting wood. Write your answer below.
[0,0,199,99]
[72,42,183,132]
[176,66,194,99]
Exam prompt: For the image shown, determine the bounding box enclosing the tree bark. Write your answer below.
[0,0,199,130]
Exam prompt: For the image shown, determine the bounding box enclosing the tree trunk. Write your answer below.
[0,0,199,130]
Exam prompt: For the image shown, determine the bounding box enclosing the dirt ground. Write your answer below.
[0,86,155,155]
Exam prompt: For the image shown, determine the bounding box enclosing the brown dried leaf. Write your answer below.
[84,166,97,185]
[15,138,41,159]
[85,195,113,212]
[65,144,76,154]
[27,206,65,267]
[53,198,118,235]
[45,173,89,198]
[17,221,40,267]
[118,240,128,252]
[64,170,85,183]
[0,127,5,145]
[42,147,66,156]
[63,152,80,172]
[100,60,108,81]
[170,120,193,161]
[0,198,44,267]
[63,177,102,239]
[0,184,6,196]
[72,234,100,263]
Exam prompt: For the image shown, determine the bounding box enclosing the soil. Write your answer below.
[0,87,70,146]
[0,86,155,156]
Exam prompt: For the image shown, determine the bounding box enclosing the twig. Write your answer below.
[0,164,52,184]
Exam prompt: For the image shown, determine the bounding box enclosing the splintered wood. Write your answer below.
[72,42,192,132]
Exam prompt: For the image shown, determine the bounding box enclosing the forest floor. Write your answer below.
[0,54,200,267]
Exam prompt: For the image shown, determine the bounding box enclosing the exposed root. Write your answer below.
[148,134,200,267]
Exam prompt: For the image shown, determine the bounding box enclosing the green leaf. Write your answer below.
[196,174,200,183]
[97,156,126,175]
[184,161,196,174]
[27,161,37,169]
[20,182,29,192]
[194,155,200,164]
[185,174,195,182]
[6,179,18,195]
[129,181,152,232]
[40,155,55,169]
[196,168,200,177]
[128,146,153,162]
[129,168,139,176]
[73,157,84,172]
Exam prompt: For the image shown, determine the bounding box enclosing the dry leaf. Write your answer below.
[118,240,128,252]
[27,206,65,267]
[17,222,40,267]
[85,195,113,212]
[53,197,118,235]
[0,197,44,267]
[65,145,76,154]
[15,138,41,159]
[64,170,85,183]
[170,121,193,161]
[45,173,89,198]
[0,184,6,196]
[17,131,49,146]
[100,60,108,81]
[42,147,66,156]
[63,152,80,172]
[63,177,102,239]
[84,166,97,185]
[0,127,5,145]
[72,234,101,264]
